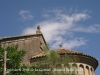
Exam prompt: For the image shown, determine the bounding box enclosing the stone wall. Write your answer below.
[0,34,47,65]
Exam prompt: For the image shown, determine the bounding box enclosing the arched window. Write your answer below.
[56,64,62,75]
[72,64,78,74]
[64,63,70,74]
[86,66,90,75]
[90,68,94,75]
[56,64,62,69]
[79,64,85,75]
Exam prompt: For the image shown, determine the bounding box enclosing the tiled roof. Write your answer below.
[56,47,98,63]
[30,47,98,63]
[30,48,83,59]
[56,48,83,55]
[31,52,46,59]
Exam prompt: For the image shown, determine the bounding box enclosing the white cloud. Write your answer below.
[63,38,87,49]
[72,24,100,33]
[42,14,50,18]
[21,9,100,49]
[19,10,33,21]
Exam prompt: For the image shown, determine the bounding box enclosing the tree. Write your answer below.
[0,44,26,75]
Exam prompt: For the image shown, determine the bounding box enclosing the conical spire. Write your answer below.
[36,25,42,34]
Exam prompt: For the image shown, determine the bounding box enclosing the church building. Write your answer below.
[0,26,98,75]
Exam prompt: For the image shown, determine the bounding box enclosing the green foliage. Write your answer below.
[46,50,60,65]
[0,44,26,75]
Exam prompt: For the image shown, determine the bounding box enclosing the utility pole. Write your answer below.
[3,51,7,75]
[0,51,10,75]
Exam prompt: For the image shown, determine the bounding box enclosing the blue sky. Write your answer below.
[0,0,100,74]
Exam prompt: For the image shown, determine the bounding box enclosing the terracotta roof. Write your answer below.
[30,47,98,64]
[56,48,83,55]
[30,48,97,60]
[56,47,98,63]
[30,48,83,59]
[31,52,46,59]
